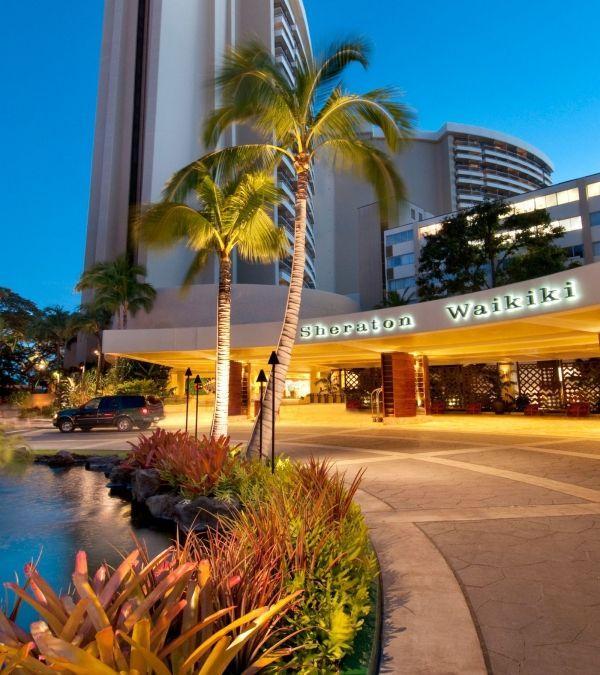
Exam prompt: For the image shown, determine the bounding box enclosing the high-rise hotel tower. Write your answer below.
[84,0,317,295]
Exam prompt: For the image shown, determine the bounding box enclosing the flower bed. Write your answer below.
[0,430,379,672]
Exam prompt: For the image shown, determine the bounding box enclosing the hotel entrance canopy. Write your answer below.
[103,265,600,374]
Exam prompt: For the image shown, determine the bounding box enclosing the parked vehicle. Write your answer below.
[53,395,164,433]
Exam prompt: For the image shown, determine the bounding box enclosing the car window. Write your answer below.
[99,397,118,412]
[82,398,101,411]
[120,395,145,408]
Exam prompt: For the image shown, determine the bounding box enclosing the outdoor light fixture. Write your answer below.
[256,369,268,460]
[268,351,279,474]
[194,375,201,439]
[184,367,192,432]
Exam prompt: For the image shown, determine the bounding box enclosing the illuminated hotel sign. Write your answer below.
[300,314,414,340]
[445,280,577,322]
[298,280,580,342]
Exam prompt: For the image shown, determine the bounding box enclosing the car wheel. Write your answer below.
[138,421,152,430]
[58,418,75,433]
[116,416,134,432]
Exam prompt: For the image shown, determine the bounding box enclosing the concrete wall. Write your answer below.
[125,284,360,329]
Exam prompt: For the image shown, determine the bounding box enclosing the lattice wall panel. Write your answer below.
[429,366,465,408]
[562,359,600,405]
[517,361,562,409]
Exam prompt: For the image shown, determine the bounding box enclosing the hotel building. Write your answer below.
[84,0,600,417]
[385,173,600,297]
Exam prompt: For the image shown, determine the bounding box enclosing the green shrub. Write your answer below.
[203,458,377,672]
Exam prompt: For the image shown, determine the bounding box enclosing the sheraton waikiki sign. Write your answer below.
[299,280,579,342]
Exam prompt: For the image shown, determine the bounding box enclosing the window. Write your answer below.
[389,276,415,291]
[593,242,600,257]
[554,216,582,232]
[590,211,600,227]
[410,208,416,220]
[586,182,600,199]
[82,398,101,410]
[99,398,119,412]
[556,188,579,205]
[388,253,415,267]
[119,396,145,408]
[386,229,413,245]
[418,212,423,221]
[563,244,584,258]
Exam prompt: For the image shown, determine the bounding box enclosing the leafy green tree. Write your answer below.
[136,168,285,438]
[33,306,80,370]
[75,255,156,329]
[169,38,412,452]
[417,201,565,300]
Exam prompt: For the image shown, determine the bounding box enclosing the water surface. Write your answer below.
[0,463,170,627]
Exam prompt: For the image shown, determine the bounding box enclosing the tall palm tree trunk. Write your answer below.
[247,170,309,455]
[211,253,232,438]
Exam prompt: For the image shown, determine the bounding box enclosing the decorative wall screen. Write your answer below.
[562,359,600,406]
[517,361,562,409]
[429,364,498,409]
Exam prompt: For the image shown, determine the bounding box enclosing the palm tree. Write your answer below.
[374,288,414,308]
[136,168,285,438]
[33,306,80,370]
[180,38,413,453]
[75,255,156,329]
[74,303,113,393]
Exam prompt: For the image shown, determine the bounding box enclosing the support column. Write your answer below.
[170,371,185,397]
[415,355,431,414]
[228,361,243,416]
[381,352,417,417]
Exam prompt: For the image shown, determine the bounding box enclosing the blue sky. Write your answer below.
[1,0,598,309]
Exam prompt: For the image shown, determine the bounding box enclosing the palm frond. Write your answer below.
[135,203,216,251]
[320,138,406,220]
[181,250,213,290]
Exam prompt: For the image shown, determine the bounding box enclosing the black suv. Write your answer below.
[53,395,165,433]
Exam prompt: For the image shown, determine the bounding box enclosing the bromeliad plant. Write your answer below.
[0,542,299,674]
[123,429,243,499]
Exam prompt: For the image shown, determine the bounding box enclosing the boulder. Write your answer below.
[146,493,181,521]
[131,468,163,502]
[85,455,122,473]
[107,464,133,489]
[46,450,76,467]
[12,445,34,462]
[174,495,240,532]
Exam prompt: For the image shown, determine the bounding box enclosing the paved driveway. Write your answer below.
[10,416,600,674]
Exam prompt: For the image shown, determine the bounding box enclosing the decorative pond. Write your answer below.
[0,462,170,627]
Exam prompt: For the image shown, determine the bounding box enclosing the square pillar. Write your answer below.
[228,361,243,416]
[381,352,417,417]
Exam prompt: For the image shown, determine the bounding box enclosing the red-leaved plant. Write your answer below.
[123,429,242,498]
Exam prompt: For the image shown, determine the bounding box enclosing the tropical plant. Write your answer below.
[124,429,242,499]
[75,254,156,329]
[0,543,299,674]
[167,38,412,454]
[136,168,285,438]
[200,457,377,672]
[374,288,414,308]
[73,303,113,393]
[314,370,340,394]
[417,200,566,300]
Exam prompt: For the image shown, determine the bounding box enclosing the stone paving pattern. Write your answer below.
[17,413,600,674]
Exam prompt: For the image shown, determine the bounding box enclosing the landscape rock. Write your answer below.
[107,464,133,489]
[131,468,163,502]
[146,493,181,521]
[12,445,34,462]
[85,455,121,473]
[45,450,76,467]
[174,495,240,532]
